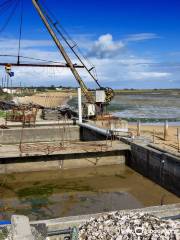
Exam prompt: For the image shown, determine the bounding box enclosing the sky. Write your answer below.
[0,0,180,89]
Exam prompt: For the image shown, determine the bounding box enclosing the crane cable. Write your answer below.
[39,0,114,104]
[0,0,20,34]
[0,54,70,65]
[40,0,101,88]
[41,0,77,48]
[17,0,23,64]
[0,0,14,14]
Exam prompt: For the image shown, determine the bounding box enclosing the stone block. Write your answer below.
[11,215,34,240]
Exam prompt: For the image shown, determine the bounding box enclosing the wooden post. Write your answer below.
[153,129,156,144]
[177,128,180,153]
[164,120,169,141]
[137,120,141,137]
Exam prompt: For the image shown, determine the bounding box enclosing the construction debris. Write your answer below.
[0,101,17,110]
[41,106,78,120]
[6,106,38,127]
[19,142,66,155]
[79,212,180,240]
[0,125,8,129]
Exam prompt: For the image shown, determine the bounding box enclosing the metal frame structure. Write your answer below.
[32,0,95,104]
[0,63,84,68]
[31,0,114,116]
[1,0,114,117]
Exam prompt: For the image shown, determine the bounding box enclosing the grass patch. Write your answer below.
[0,92,12,101]
[0,111,6,118]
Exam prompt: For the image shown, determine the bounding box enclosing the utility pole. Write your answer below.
[11,77,13,94]
[6,73,9,89]
[78,88,82,123]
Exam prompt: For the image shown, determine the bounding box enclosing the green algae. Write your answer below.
[0,182,14,191]
[115,174,126,179]
[16,184,56,198]
[57,182,94,192]
[16,181,94,199]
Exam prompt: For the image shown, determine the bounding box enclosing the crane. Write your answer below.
[31,0,114,117]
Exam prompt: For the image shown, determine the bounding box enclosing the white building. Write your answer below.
[2,88,20,94]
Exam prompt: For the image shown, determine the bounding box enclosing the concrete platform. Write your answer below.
[0,141,130,173]
[0,140,129,157]
[0,120,74,128]
[32,203,180,232]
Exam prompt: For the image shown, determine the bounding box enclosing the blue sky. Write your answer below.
[0,0,180,89]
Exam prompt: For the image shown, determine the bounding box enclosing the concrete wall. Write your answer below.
[80,126,107,141]
[0,125,107,145]
[0,126,80,144]
[128,142,180,197]
[0,150,126,174]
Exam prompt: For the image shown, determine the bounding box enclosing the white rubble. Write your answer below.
[79,212,180,240]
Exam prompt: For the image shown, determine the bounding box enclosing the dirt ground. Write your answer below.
[129,124,180,154]
[15,91,75,108]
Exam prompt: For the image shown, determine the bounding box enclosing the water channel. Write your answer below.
[0,165,179,221]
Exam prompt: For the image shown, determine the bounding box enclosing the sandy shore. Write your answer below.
[14,91,75,108]
[129,123,180,154]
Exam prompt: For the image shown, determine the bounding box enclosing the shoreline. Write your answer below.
[128,121,180,126]
[128,123,180,154]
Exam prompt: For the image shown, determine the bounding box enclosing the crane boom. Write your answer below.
[32,0,95,104]
[0,63,84,68]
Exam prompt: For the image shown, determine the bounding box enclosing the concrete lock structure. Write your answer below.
[0,121,179,197]
[0,121,179,240]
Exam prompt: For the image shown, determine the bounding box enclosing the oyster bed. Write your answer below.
[79,212,180,240]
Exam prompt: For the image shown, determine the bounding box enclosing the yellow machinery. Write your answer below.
[32,0,114,117]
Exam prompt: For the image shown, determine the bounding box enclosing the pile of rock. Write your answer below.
[79,212,180,240]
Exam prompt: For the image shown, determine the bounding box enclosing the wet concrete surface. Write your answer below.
[0,165,179,221]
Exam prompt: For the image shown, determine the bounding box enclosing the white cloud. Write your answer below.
[0,37,67,63]
[0,38,53,51]
[90,57,170,83]
[0,33,177,88]
[129,71,171,80]
[125,33,159,42]
[169,51,180,56]
[88,34,125,58]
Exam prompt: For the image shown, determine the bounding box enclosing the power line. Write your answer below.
[0,0,13,9]
[0,0,15,15]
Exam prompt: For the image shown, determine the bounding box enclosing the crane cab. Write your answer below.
[84,89,107,118]
[95,90,106,103]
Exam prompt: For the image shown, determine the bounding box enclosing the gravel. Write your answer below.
[79,212,180,240]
